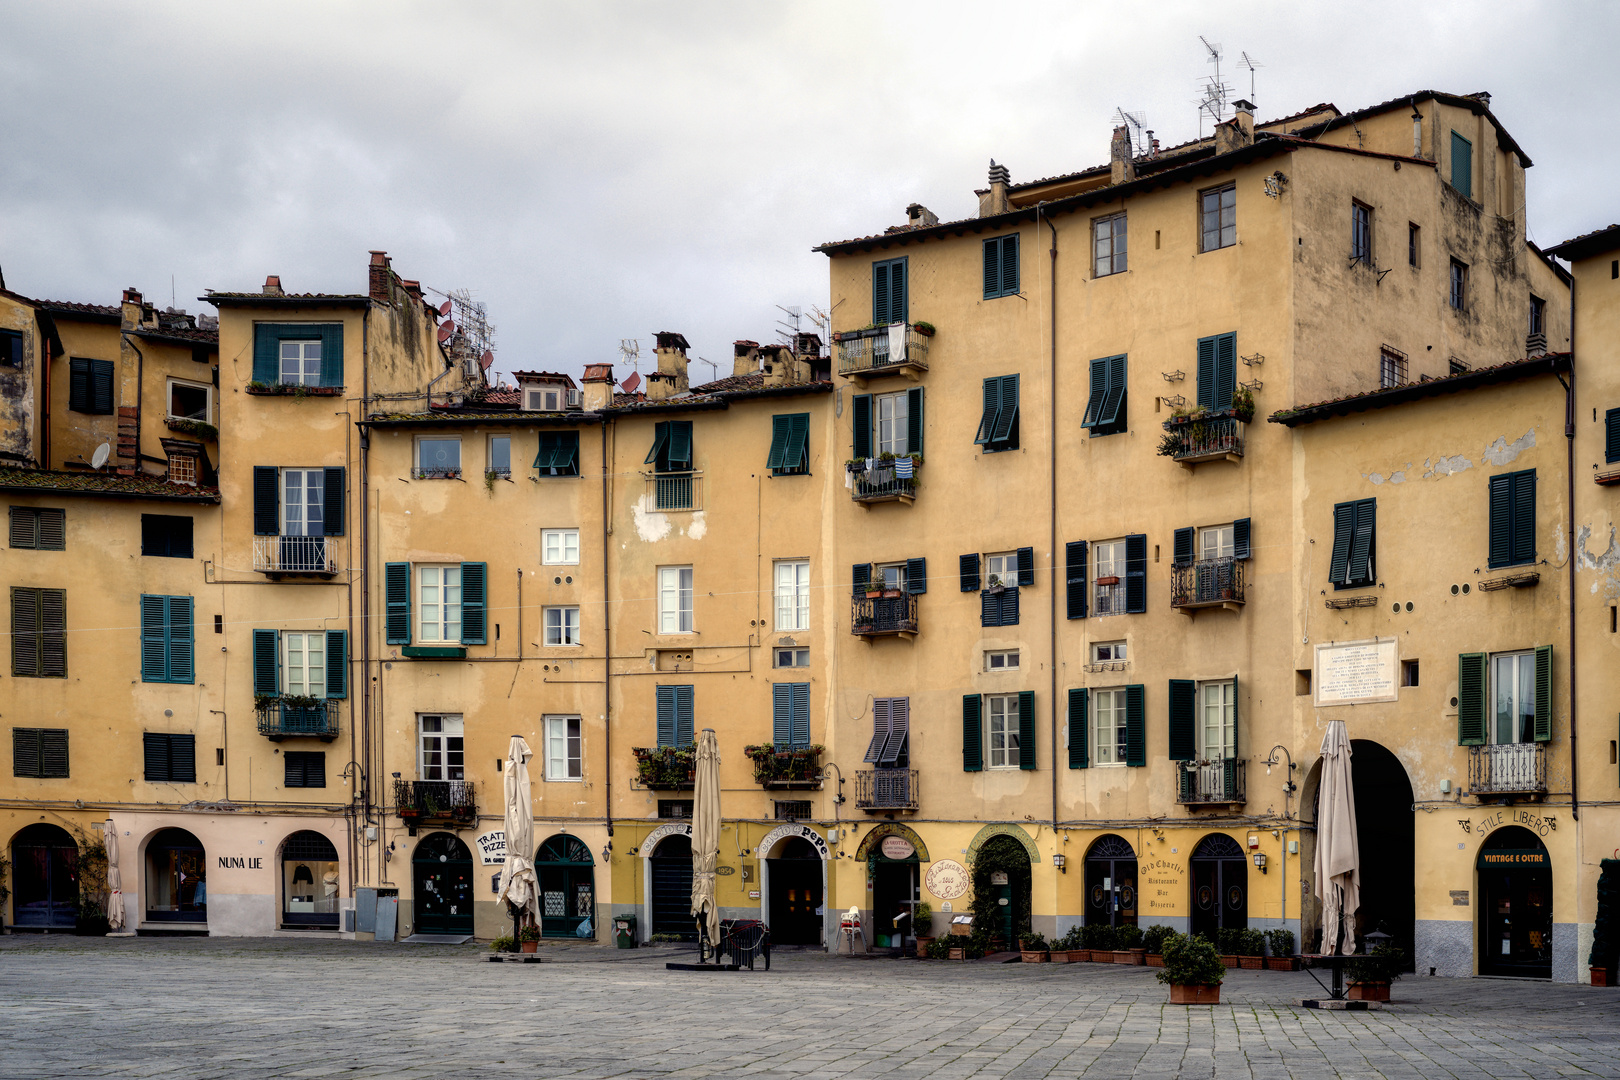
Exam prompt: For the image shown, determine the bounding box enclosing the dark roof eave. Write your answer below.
[363,412,607,428]
[200,294,373,309]
[132,329,219,348]
[708,382,834,402]
[0,480,220,503]
[1543,225,1620,263]
[37,305,120,325]
[1291,91,1532,168]
[1526,240,1573,286]
[1268,354,1571,428]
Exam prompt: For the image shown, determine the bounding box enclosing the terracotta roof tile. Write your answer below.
[36,299,121,319]
[0,466,220,502]
[1268,354,1570,427]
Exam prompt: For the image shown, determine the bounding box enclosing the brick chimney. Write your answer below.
[1215,100,1255,155]
[906,203,939,228]
[762,344,804,387]
[263,275,284,297]
[1110,126,1136,184]
[120,288,142,332]
[647,331,690,401]
[978,160,1011,217]
[732,340,759,379]
[582,363,615,411]
[369,250,392,300]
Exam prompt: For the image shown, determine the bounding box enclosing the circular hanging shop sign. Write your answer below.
[925,859,969,900]
[880,836,916,860]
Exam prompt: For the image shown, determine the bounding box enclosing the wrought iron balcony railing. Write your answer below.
[855,768,918,812]
[835,324,931,380]
[644,471,703,512]
[1469,744,1546,798]
[253,535,337,575]
[1171,557,1246,611]
[1166,416,1246,465]
[255,697,340,741]
[849,460,919,504]
[394,779,477,826]
[852,595,919,639]
[1093,579,1127,616]
[1176,759,1245,805]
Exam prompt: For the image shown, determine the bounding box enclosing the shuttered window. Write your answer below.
[1065,540,1088,619]
[1167,679,1196,761]
[139,595,195,684]
[533,431,580,476]
[1606,408,1620,464]
[1459,648,1553,745]
[1018,690,1036,770]
[285,751,326,789]
[772,682,811,747]
[872,258,908,325]
[862,696,909,766]
[974,374,1020,451]
[68,358,114,414]
[384,562,412,645]
[1329,499,1376,588]
[656,684,695,747]
[9,507,65,550]
[852,388,924,460]
[1124,684,1146,767]
[1488,469,1536,569]
[252,467,344,537]
[980,585,1020,627]
[460,562,488,645]
[1068,689,1089,768]
[1082,355,1128,435]
[962,694,983,772]
[1195,333,1238,411]
[645,421,693,472]
[143,732,197,783]
[140,514,193,558]
[251,323,344,387]
[983,234,1020,299]
[252,629,347,699]
[959,553,981,592]
[1124,534,1147,613]
[767,413,810,475]
[11,587,66,678]
[1450,131,1473,199]
[13,728,69,778]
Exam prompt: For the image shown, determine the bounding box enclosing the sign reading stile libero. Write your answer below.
[1313,639,1398,707]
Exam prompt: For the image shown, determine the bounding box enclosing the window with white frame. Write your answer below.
[1491,651,1535,745]
[774,647,810,668]
[543,528,580,565]
[875,562,908,592]
[418,565,462,643]
[1093,640,1126,663]
[774,560,809,631]
[488,435,511,477]
[280,339,322,386]
[1199,524,1234,562]
[1093,687,1128,765]
[167,378,211,422]
[1199,680,1235,760]
[544,715,582,780]
[281,470,325,537]
[658,566,693,634]
[985,551,1018,589]
[419,714,464,781]
[416,437,461,479]
[282,632,326,698]
[544,606,580,647]
[875,391,910,455]
[167,451,197,486]
[985,649,1020,672]
[1094,213,1127,277]
[1094,539,1127,615]
[987,694,1020,768]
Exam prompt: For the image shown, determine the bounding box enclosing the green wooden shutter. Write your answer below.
[168,596,194,684]
[786,413,809,470]
[1511,470,1537,565]
[1196,335,1218,410]
[35,509,64,551]
[140,595,168,683]
[1001,234,1019,295]
[864,698,891,762]
[143,732,169,782]
[1173,527,1195,568]
[170,733,196,783]
[999,587,1019,626]
[1168,679,1196,761]
[1068,688,1088,769]
[1230,672,1240,762]
[252,324,278,383]
[959,553,981,592]
[253,467,280,536]
[906,557,927,595]
[1348,499,1375,584]
[1097,355,1127,428]
[991,374,1019,445]
[852,563,871,598]
[675,684,694,744]
[873,260,891,324]
[384,562,412,645]
[1016,546,1034,587]
[1124,534,1147,613]
[892,258,907,322]
[767,415,792,470]
[13,728,40,777]
[1457,652,1488,745]
[980,588,1001,627]
[906,387,924,455]
[253,629,279,696]
[1125,684,1146,767]
[974,378,998,445]
[1065,540,1088,618]
[791,682,810,747]
[1082,357,1108,428]
[12,587,40,677]
[1233,518,1251,560]
[39,730,68,778]
[322,467,345,536]
[325,630,347,699]
[1533,644,1553,742]
[1216,333,1237,408]
[91,361,114,414]
[667,422,692,470]
[1329,502,1355,584]
[983,238,1000,298]
[1018,690,1036,770]
[1488,473,1512,568]
[645,422,670,465]
[69,358,92,412]
[1607,408,1620,464]
[319,324,344,387]
[962,694,983,772]
[40,589,65,677]
[656,685,677,747]
[1450,131,1473,198]
[851,394,872,460]
[773,683,792,745]
[460,562,487,644]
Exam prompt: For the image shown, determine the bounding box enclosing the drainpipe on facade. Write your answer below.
[1041,205,1061,839]
[1563,294,1579,822]
[601,420,614,856]
[359,310,376,886]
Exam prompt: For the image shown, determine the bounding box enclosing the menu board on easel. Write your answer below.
[1313,638,1398,707]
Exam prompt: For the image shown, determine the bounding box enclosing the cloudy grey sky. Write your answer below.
[2,1,1615,387]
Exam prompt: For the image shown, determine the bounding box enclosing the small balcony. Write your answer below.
[743,744,824,789]
[1093,579,1127,617]
[1160,413,1246,467]
[855,768,918,813]
[849,458,919,506]
[255,697,339,741]
[1177,759,1245,808]
[852,594,919,641]
[1171,557,1246,614]
[631,745,696,790]
[253,535,337,577]
[394,779,477,833]
[835,323,932,385]
[644,471,703,512]
[1469,744,1546,800]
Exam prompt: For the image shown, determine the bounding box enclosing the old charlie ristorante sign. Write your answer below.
[1313,639,1398,707]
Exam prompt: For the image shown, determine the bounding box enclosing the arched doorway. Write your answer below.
[1190,833,1246,939]
[1084,834,1138,927]
[146,828,207,923]
[1350,740,1414,961]
[1478,825,1552,978]
[536,834,594,938]
[11,824,78,929]
[281,831,340,929]
[971,836,1032,949]
[767,836,822,945]
[649,833,694,938]
[412,833,473,935]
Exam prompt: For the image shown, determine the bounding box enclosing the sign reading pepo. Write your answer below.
[475,830,507,865]
[924,859,969,900]
[880,836,915,860]
[1314,639,1398,707]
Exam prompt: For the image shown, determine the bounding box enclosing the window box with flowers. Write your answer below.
[632,745,696,790]
[743,743,824,789]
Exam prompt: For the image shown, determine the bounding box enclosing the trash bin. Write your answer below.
[614,914,637,949]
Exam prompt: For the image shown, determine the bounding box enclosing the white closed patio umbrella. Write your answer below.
[1314,719,1360,954]
[102,819,124,931]
[496,736,541,942]
[691,728,721,956]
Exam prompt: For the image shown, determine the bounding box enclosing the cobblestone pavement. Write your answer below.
[3,936,1619,1079]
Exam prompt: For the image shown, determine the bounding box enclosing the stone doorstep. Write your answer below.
[1297,998,1383,1010]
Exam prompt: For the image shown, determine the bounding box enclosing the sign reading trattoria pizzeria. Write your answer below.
[475,830,507,865]
[1313,638,1398,707]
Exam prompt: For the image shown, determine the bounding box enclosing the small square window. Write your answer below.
[415,438,462,479]
[544,606,580,647]
[1093,641,1126,663]
[1200,184,1236,252]
[488,435,511,477]
[1351,202,1373,266]
[542,529,580,565]
[774,800,812,821]
[167,452,197,486]
[1093,213,1127,277]
[279,339,321,386]
[1402,659,1420,687]
[985,649,1020,672]
[774,647,810,668]
[658,799,693,819]
[167,378,212,423]
[1379,347,1408,389]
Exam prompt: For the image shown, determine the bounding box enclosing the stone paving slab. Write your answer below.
[2,936,1619,1079]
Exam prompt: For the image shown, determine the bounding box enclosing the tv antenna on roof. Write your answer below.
[618,338,640,374]
[775,304,801,346]
[1239,51,1261,102]
[1112,108,1149,156]
[1196,36,1231,137]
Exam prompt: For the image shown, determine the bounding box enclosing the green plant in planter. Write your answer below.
[877,451,897,463]
[1116,924,1145,950]
[490,935,515,952]
[965,929,991,959]
[1231,386,1256,423]
[1018,931,1049,952]
[1156,932,1225,986]
[1347,943,1406,984]
[484,470,500,495]
[913,900,932,928]
[280,694,325,712]
[926,935,952,959]
[1142,924,1175,955]
[1240,929,1268,957]
[517,924,542,943]
[912,321,935,336]
[1266,928,1295,958]
[1214,927,1241,956]
[1156,432,1185,457]
[1057,925,1084,950]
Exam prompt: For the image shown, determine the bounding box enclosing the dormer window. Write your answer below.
[525,387,562,412]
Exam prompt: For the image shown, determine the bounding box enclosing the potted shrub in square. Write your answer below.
[1158,932,1224,1005]
[1019,931,1050,962]
[1078,922,1109,961]
[1051,925,1084,963]
[518,923,542,953]
[1347,943,1404,1002]
[1213,928,1240,968]
[913,901,934,957]
[1143,924,1174,968]
[1265,928,1298,971]
[1238,929,1267,970]
[1114,923,1146,965]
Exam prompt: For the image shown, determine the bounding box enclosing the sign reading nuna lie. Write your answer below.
[1314,639,1398,707]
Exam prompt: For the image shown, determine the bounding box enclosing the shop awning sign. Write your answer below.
[1478,848,1548,868]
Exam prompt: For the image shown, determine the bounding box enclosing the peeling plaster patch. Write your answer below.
[1556,523,1566,564]
[1424,454,1473,479]
[686,511,708,540]
[632,495,673,542]
[1365,472,1386,485]
[1576,522,1620,599]
[1481,429,1535,466]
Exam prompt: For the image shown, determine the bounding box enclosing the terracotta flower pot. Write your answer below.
[1348,981,1390,1002]
[1049,949,1071,964]
[1239,956,1264,970]
[520,940,538,953]
[1220,954,1240,969]
[1112,950,1137,965]
[948,947,966,960]
[1020,949,1049,963]
[915,936,935,958]
[1265,956,1298,972]
[1591,966,1612,987]
[1146,953,1165,968]
[1168,982,1221,1005]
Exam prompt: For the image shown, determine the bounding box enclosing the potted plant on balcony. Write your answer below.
[1114,923,1146,964]
[1237,929,1267,969]
[1231,386,1256,424]
[912,321,935,337]
[517,923,542,953]
[1143,924,1174,968]
[985,574,1007,595]
[1018,931,1050,962]
[1158,931,1224,1004]
[1156,431,1186,458]
[1346,943,1404,1001]
[1265,928,1298,971]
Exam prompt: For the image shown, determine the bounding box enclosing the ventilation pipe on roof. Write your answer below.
[582,363,615,412]
[647,331,690,400]
[979,161,1011,217]
[1215,100,1255,155]
[906,203,939,228]
[732,340,759,379]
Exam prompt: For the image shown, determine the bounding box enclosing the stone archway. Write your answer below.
[758,825,829,948]
[965,823,1041,866]
[854,822,929,864]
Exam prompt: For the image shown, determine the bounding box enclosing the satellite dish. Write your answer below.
[90,443,110,469]
[438,300,452,316]
[479,350,494,371]
[437,322,454,343]
[621,372,642,394]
